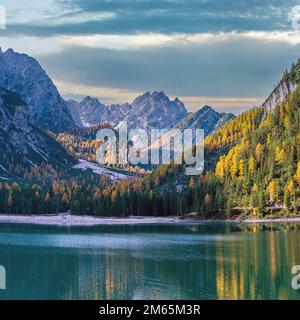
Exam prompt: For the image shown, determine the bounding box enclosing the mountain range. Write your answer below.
[0,48,238,181]
[67,92,235,137]
[0,48,235,138]
[67,91,188,130]
[123,58,300,217]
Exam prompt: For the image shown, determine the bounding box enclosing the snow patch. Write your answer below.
[73,160,131,182]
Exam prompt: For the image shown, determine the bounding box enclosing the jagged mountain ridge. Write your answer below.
[0,87,75,178]
[0,48,74,133]
[67,91,236,135]
[67,91,189,130]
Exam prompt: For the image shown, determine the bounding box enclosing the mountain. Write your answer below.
[174,105,235,136]
[263,59,300,112]
[70,96,111,127]
[0,48,74,133]
[67,91,188,130]
[129,91,188,129]
[0,87,75,179]
[66,96,235,169]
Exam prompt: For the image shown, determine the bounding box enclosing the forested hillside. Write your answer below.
[213,85,300,216]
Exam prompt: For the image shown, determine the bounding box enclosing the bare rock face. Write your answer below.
[262,62,300,112]
[0,87,75,178]
[0,48,74,133]
[263,80,297,112]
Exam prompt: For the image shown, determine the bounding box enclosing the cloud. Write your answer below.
[56,79,142,104]
[0,36,65,55]
[36,36,300,103]
[59,31,300,51]
[1,0,299,37]
[1,0,299,115]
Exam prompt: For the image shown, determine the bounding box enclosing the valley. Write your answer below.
[0,48,300,219]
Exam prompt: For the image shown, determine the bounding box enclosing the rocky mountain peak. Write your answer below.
[151,91,168,100]
[196,105,214,114]
[80,96,103,107]
[0,48,74,133]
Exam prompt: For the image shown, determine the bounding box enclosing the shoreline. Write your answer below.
[0,214,300,226]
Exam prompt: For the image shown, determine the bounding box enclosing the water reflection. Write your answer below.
[0,222,299,300]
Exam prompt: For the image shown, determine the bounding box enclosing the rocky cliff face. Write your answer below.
[262,79,298,112]
[0,87,75,178]
[262,61,300,112]
[0,48,74,133]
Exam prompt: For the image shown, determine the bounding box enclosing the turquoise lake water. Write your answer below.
[0,222,299,300]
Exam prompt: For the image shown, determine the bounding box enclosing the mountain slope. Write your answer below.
[66,99,83,127]
[0,87,75,179]
[147,105,236,159]
[262,59,300,112]
[0,48,74,133]
[174,105,235,135]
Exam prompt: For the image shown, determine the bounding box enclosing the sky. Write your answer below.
[1,0,300,114]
